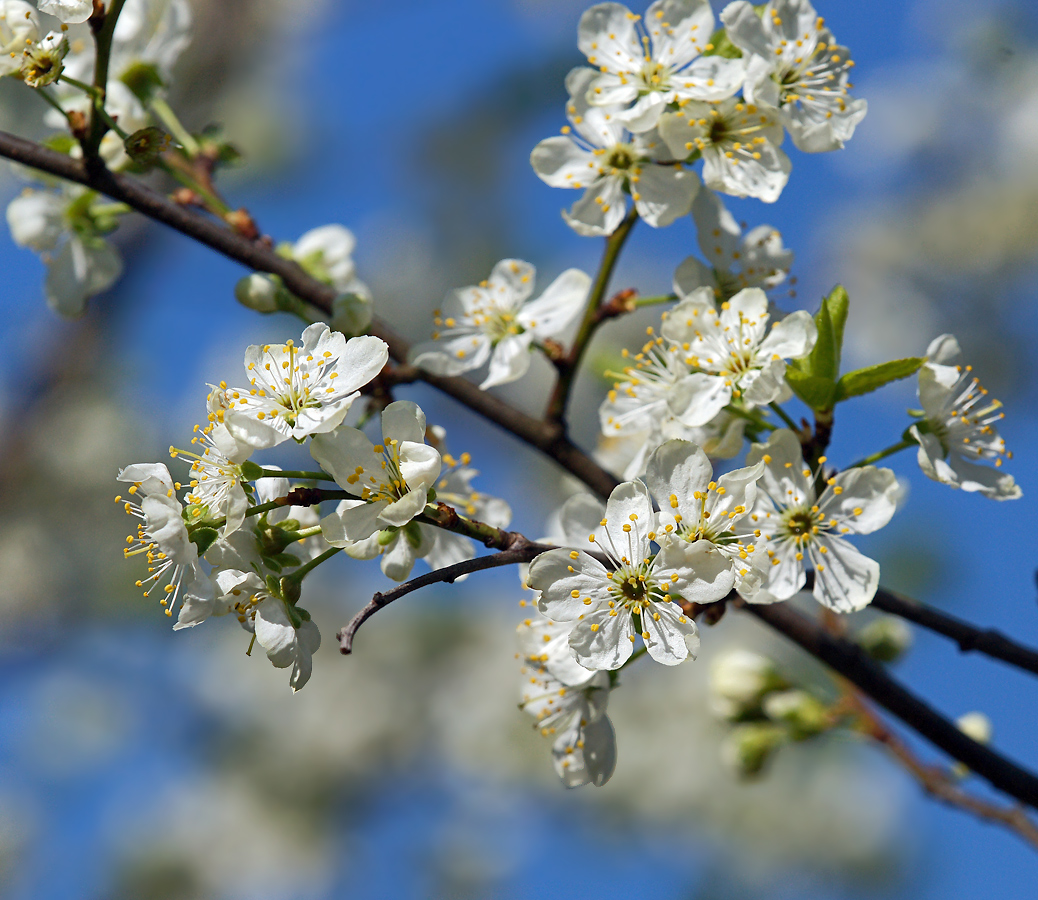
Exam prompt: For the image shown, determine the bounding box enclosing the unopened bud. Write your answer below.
[721,723,785,778]
[235,273,280,313]
[709,649,785,720]
[763,689,829,740]
[331,291,372,337]
[952,712,992,779]
[857,616,912,663]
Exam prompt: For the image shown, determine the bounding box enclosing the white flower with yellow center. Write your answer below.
[116,463,215,629]
[223,323,388,449]
[531,66,698,236]
[19,30,67,87]
[644,438,765,597]
[411,259,591,389]
[529,481,717,670]
[0,1,39,77]
[910,334,1021,501]
[659,285,816,425]
[518,630,616,787]
[744,429,899,612]
[215,570,321,693]
[721,0,867,153]
[674,188,793,301]
[578,0,745,133]
[312,400,441,543]
[659,98,791,202]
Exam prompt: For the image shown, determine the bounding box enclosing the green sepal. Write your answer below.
[834,358,925,402]
[188,526,219,556]
[280,576,301,608]
[44,133,77,155]
[703,27,742,58]
[377,528,398,546]
[785,368,836,412]
[265,574,281,597]
[120,61,164,105]
[262,556,282,574]
[272,552,302,568]
[240,460,264,481]
[403,521,423,550]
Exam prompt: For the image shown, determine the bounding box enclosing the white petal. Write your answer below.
[602,480,654,554]
[810,536,879,613]
[519,268,591,342]
[480,335,534,389]
[632,164,699,228]
[617,92,669,133]
[658,539,736,604]
[382,399,427,445]
[411,333,492,376]
[578,2,643,73]
[642,602,700,665]
[531,136,596,187]
[310,426,375,493]
[644,439,712,522]
[562,178,628,237]
[569,608,634,670]
[758,309,818,360]
[378,487,428,528]
[673,255,715,298]
[819,466,899,534]
[380,533,418,581]
[334,498,389,542]
[487,258,536,307]
[529,549,609,620]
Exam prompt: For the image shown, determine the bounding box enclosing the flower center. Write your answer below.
[605,143,636,172]
[638,60,671,92]
[781,507,821,544]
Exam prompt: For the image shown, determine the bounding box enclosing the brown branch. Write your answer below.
[871,587,1038,678]
[338,540,548,654]
[744,601,1038,810]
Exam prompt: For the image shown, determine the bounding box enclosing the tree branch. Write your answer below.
[872,587,1038,678]
[743,601,1038,810]
[338,542,546,654]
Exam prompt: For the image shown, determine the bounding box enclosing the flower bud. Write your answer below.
[721,723,785,778]
[709,649,784,720]
[332,291,372,337]
[762,689,829,740]
[857,616,913,663]
[235,273,281,313]
[956,712,992,745]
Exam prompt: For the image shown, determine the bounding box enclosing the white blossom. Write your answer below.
[313,400,441,543]
[518,622,616,787]
[411,259,590,389]
[216,571,321,692]
[721,0,867,153]
[531,66,698,236]
[674,188,793,301]
[578,0,745,133]
[19,30,67,87]
[6,186,123,317]
[709,649,783,719]
[117,462,215,630]
[644,438,765,597]
[659,285,816,425]
[0,2,40,77]
[744,429,899,612]
[910,334,1020,500]
[37,0,91,24]
[529,481,716,669]
[222,323,388,449]
[659,99,791,202]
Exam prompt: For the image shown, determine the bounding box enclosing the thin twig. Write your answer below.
[338,542,545,654]
[743,601,1038,810]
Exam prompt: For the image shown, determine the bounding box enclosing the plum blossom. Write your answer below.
[411,259,590,389]
[721,0,867,153]
[6,185,123,317]
[222,324,388,449]
[578,0,744,133]
[910,334,1020,500]
[0,2,40,77]
[216,571,321,692]
[37,0,91,24]
[531,66,698,236]
[19,30,67,87]
[658,285,816,425]
[659,98,791,202]
[674,188,793,301]
[744,429,899,612]
[312,401,441,543]
[529,481,718,670]
[644,438,765,597]
[518,619,616,787]
[116,463,215,629]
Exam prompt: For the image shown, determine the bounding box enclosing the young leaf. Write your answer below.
[785,368,835,411]
[825,285,849,374]
[835,358,925,402]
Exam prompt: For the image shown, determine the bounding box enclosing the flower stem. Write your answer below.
[727,405,776,431]
[545,207,639,425]
[244,499,282,517]
[769,401,800,431]
[846,439,915,469]
[282,546,342,585]
[149,96,200,157]
[257,469,334,481]
[83,0,129,159]
[57,74,100,96]
[631,293,676,309]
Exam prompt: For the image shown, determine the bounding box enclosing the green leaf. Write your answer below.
[240,460,263,481]
[188,526,219,556]
[835,358,925,402]
[704,27,742,58]
[825,285,849,373]
[785,368,836,412]
[810,298,838,382]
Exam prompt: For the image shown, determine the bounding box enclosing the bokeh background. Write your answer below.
[1,0,1038,897]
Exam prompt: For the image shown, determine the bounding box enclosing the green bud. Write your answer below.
[403,521,423,550]
[280,576,301,606]
[426,488,437,503]
[762,689,830,740]
[377,528,398,547]
[235,274,282,314]
[187,526,219,556]
[124,127,171,166]
[857,616,913,663]
[331,292,373,336]
[120,61,164,104]
[709,650,786,720]
[240,460,264,482]
[721,723,786,778]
